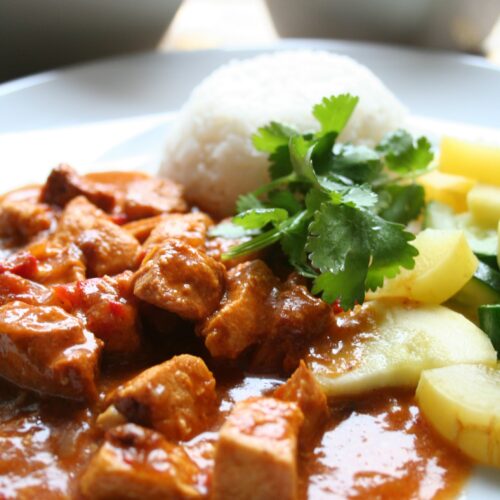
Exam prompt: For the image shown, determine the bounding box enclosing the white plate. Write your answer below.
[0,40,499,498]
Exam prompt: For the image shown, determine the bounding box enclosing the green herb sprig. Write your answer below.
[210,94,434,309]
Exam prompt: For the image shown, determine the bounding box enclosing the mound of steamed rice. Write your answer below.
[160,51,407,217]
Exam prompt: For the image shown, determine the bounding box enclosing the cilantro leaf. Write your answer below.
[376,184,425,224]
[306,203,366,276]
[233,208,288,230]
[267,190,302,214]
[289,135,317,183]
[365,220,417,292]
[252,121,298,153]
[312,94,359,135]
[280,211,315,278]
[330,144,383,183]
[306,203,417,308]
[305,188,330,213]
[341,185,378,208]
[310,131,337,176]
[377,130,434,175]
[208,222,257,239]
[236,193,264,213]
[312,251,368,307]
[269,145,293,180]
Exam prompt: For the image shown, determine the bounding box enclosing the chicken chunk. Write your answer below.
[41,164,116,211]
[28,240,87,284]
[198,260,278,359]
[0,271,54,306]
[133,240,225,321]
[98,355,217,440]
[143,212,214,252]
[274,361,329,448]
[80,424,201,500]
[199,266,331,371]
[121,177,187,220]
[0,199,54,243]
[251,274,332,372]
[0,301,101,400]
[212,397,303,500]
[55,196,140,277]
[123,215,165,243]
[53,272,141,354]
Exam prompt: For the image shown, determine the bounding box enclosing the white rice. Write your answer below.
[160,50,407,217]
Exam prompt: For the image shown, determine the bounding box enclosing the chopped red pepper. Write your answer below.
[0,252,38,280]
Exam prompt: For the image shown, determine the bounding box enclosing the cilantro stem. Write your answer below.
[222,227,282,260]
[252,174,297,197]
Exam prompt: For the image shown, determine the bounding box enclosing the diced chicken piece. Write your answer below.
[251,274,332,372]
[122,177,187,220]
[134,240,225,321]
[0,301,101,400]
[0,199,54,242]
[123,215,165,243]
[80,424,201,500]
[98,355,217,441]
[274,361,329,447]
[0,271,54,306]
[199,266,331,370]
[55,196,140,276]
[143,212,214,252]
[197,260,278,359]
[53,272,141,354]
[28,240,87,284]
[41,164,116,211]
[213,397,303,500]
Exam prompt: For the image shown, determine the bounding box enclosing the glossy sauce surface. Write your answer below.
[0,370,470,499]
[301,391,469,499]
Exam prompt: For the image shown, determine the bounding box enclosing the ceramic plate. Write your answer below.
[0,39,499,498]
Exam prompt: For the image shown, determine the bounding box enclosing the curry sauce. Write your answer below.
[0,374,470,499]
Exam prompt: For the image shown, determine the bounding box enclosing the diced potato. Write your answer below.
[467,184,500,228]
[306,300,496,398]
[368,229,478,304]
[420,170,476,213]
[439,136,500,186]
[416,364,500,467]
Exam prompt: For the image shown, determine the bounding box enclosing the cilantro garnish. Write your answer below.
[210,94,434,309]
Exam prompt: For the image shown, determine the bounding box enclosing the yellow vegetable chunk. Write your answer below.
[416,364,500,468]
[420,170,476,213]
[368,229,478,304]
[467,184,500,228]
[306,300,496,398]
[439,136,500,186]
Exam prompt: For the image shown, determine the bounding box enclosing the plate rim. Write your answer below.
[1,38,499,99]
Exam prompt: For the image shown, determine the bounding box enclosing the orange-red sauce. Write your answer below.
[301,391,470,500]
[0,372,470,499]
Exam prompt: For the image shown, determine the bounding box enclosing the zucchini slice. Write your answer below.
[453,261,500,308]
[478,304,500,355]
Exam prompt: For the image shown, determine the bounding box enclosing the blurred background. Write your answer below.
[1,0,500,83]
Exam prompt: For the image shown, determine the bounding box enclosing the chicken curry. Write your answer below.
[0,165,470,499]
